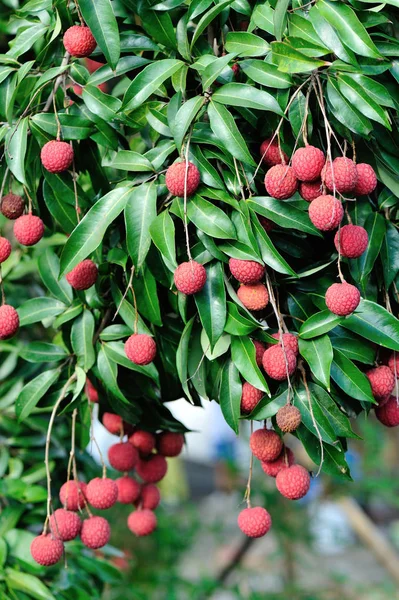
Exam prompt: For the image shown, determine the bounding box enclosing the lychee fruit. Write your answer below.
[116,476,141,504]
[308,195,344,231]
[260,138,288,167]
[353,163,377,196]
[388,353,399,377]
[49,508,81,541]
[253,340,266,366]
[59,480,87,511]
[125,333,156,365]
[375,396,399,427]
[264,165,298,200]
[85,378,98,403]
[292,145,325,182]
[81,516,111,549]
[261,447,295,478]
[129,430,156,456]
[63,25,97,57]
[128,509,157,536]
[174,261,207,295]
[276,405,302,433]
[334,224,368,259]
[0,305,19,340]
[165,161,200,197]
[259,216,274,233]
[276,464,310,500]
[237,283,269,311]
[41,140,74,173]
[102,412,123,435]
[136,484,161,510]
[14,213,44,246]
[85,477,118,509]
[241,382,263,414]
[237,507,272,538]
[108,442,138,472]
[321,157,357,194]
[268,332,299,356]
[1,192,24,219]
[250,428,283,462]
[136,454,167,483]
[85,57,104,73]
[31,534,64,566]
[66,259,98,290]
[229,258,265,285]
[325,282,360,316]
[299,180,322,202]
[366,366,395,399]
[262,346,297,381]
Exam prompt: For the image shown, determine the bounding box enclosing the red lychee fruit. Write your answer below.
[276,405,302,433]
[116,476,141,504]
[108,442,138,472]
[1,192,24,219]
[267,332,299,356]
[334,224,368,259]
[136,454,167,483]
[261,447,295,478]
[0,305,19,340]
[292,145,325,182]
[276,464,310,500]
[238,506,271,538]
[49,508,81,541]
[322,157,357,194]
[14,214,44,246]
[63,25,97,57]
[165,161,200,197]
[229,258,265,284]
[260,138,288,167]
[308,195,344,231]
[262,346,297,381]
[375,396,399,427]
[31,534,64,566]
[85,378,99,403]
[253,340,266,366]
[125,333,157,365]
[66,259,98,290]
[366,366,395,399]
[250,428,283,462]
[128,509,157,536]
[157,432,185,457]
[388,353,399,377]
[353,163,377,196]
[85,477,118,509]
[102,412,123,435]
[237,283,269,311]
[136,484,161,510]
[85,58,104,73]
[259,216,274,233]
[59,480,87,511]
[81,516,110,549]
[174,261,207,295]
[129,430,156,456]
[232,63,240,76]
[41,140,74,173]
[299,180,322,202]
[325,282,360,316]
[241,382,263,414]
[264,165,298,200]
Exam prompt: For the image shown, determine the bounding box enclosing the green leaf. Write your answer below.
[187,195,236,239]
[337,74,391,129]
[212,83,283,114]
[309,383,359,439]
[123,60,184,112]
[6,117,28,185]
[15,369,60,422]
[97,345,128,404]
[18,298,66,326]
[42,180,77,234]
[308,6,358,65]
[176,316,195,402]
[125,182,157,270]
[173,96,204,152]
[82,85,121,121]
[350,212,386,284]
[38,249,73,305]
[149,210,177,271]
[224,302,257,335]
[191,0,233,49]
[103,341,158,382]
[195,261,226,349]
[252,213,296,276]
[208,101,256,166]
[139,0,177,49]
[135,265,162,326]
[249,197,322,237]
[330,328,375,364]
[274,0,289,41]
[299,335,333,390]
[79,0,120,69]
[202,53,236,89]
[109,150,154,172]
[6,568,56,600]
[240,59,292,88]
[219,359,242,434]
[326,79,372,137]
[31,113,93,140]
[300,310,343,339]
[271,41,327,73]
[295,385,337,444]
[252,3,274,34]
[248,389,289,420]
[71,310,95,371]
[331,348,374,403]
[225,32,270,57]
[19,343,68,363]
[88,56,151,85]
[231,336,269,394]
[342,299,399,351]
[297,427,351,480]
[381,221,399,288]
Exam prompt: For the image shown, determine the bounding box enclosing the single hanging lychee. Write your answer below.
[41,140,74,173]
[325,282,360,316]
[292,145,325,182]
[63,25,97,57]
[174,261,207,295]
[264,165,298,200]
[66,259,98,290]
[14,213,44,246]
[237,507,272,538]
[308,195,343,231]
[125,333,157,365]
[0,305,19,340]
[165,161,200,197]
[353,163,377,196]
[334,224,368,259]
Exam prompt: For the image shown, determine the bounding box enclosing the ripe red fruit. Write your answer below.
[262,346,297,381]
[0,305,19,340]
[63,25,97,57]
[116,476,141,504]
[268,332,298,356]
[292,145,325,182]
[41,140,74,173]
[136,454,167,483]
[14,214,44,246]
[237,507,272,538]
[85,58,104,73]
[325,282,360,316]
[237,283,269,311]
[276,465,310,500]
[261,447,295,478]
[388,353,399,377]
[174,261,207,295]
[128,509,157,536]
[299,180,322,202]
[353,163,377,196]
[129,430,156,455]
[165,161,200,197]
[157,432,184,457]
[137,484,161,510]
[49,508,81,541]
[85,378,99,403]
[86,477,118,509]
[241,382,263,414]
[334,224,368,259]
[308,195,344,231]
[31,534,64,566]
[1,192,24,219]
[81,516,110,549]
[366,366,395,399]
[276,405,302,433]
[108,442,138,472]
[321,157,357,194]
[59,480,87,511]
[229,258,265,284]
[125,333,156,365]
[66,259,98,290]
[253,340,266,366]
[250,428,283,462]
[375,396,399,427]
[264,165,298,200]
[260,138,288,167]
[102,412,123,435]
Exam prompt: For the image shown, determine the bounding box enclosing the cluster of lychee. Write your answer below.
[367,356,399,428]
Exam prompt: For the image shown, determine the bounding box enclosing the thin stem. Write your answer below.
[299,361,323,477]
[183,129,193,261]
[0,167,9,202]
[71,156,80,222]
[23,185,33,213]
[113,266,134,321]
[0,266,6,305]
[65,408,77,488]
[44,52,71,112]
[244,421,254,509]
[52,93,62,141]
[233,157,246,201]
[87,392,107,478]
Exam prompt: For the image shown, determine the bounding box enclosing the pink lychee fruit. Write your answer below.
[0,304,19,340]
[261,447,295,478]
[128,509,157,536]
[229,258,265,284]
[262,346,297,381]
[14,213,44,245]
[264,165,298,200]
[325,282,360,316]
[276,464,310,500]
[375,396,399,427]
[31,533,64,566]
[253,340,266,366]
[165,161,200,197]
[241,382,263,414]
[116,476,141,504]
[308,195,344,231]
[66,259,98,290]
[250,428,283,462]
[63,25,97,57]
[366,366,395,399]
[108,442,138,472]
[41,140,74,173]
[353,163,377,196]
[174,261,207,295]
[81,516,111,549]
[136,484,161,510]
[292,145,325,182]
[85,477,118,509]
[125,333,156,365]
[156,431,185,457]
[334,224,368,259]
[260,138,288,167]
[237,507,272,538]
[49,508,81,541]
[129,430,156,456]
[237,283,269,311]
[59,480,87,511]
[102,412,123,435]
[299,180,322,202]
[0,237,11,263]
[136,454,167,483]
[267,332,299,356]
[321,157,357,194]
[85,378,99,403]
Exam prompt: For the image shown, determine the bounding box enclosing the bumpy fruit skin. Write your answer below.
[102,412,123,435]
[299,180,322,202]
[238,507,272,538]
[353,163,377,196]
[136,455,167,483]
[108,442,138,472]
[31,534,64,566]
[137,484,161,510]
[81,516,110,549]
[375,396,399,427]
[268,332,298,356]
[325,282,360,316]
[250,428,283,462]
[85,378,98,403]
[86,477,118,509]
[241,382,263,414]
[0,305,19,340]
[264,165,298,200]
[322,157,357,194]
[260,138,288,167]
[229,258,265,284]
[388,353,399,377]
[292,145,325,182]
[366,366,395,399]
[237,283,269,311]
[63,26,97,57]
[262,346,297,381]
[261,447,295,478]
[125,334,156,365]
[174,261,207,295]
[129,430,156,455]
[59,480,87,511]
[1,192,24,219]
[14,214,44,246]
[276,405,302,433]
[308,195,344,231]
[41,140,74,173]
[276,465,310,500]
[334,224,368,259]
[157,432,184,457]
[253,340,266,366]
[116,476,141,504]
[165,161,200,197]
[128,509,157,536]
[49,508,81,541]
[66,259,98,290]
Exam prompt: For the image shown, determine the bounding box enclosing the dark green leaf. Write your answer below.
[18,298,66,326]
[123,60,184,111]
[299,335,333,390]
[213,83,283,114]
[176,316,195,402]
[71,309,95,371]
[231,336,269,393]
[225,32,270,56]
[300,310,343,339]
[15,369,60,421]
[208,101,256,166]
[219,359,242,433]
[38,249,73,304]
[125,182,157,269]
[149,210,177,271]
[187,195,236,239]
[249,197,322,237]
[342,299,399,351]
[331,348,374,403]
[195,261,226,349]
[79,0,120,69]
